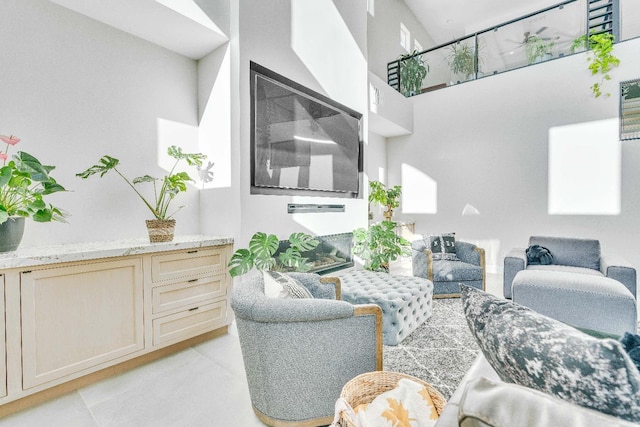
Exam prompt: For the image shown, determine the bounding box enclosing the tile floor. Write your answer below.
[0,263,503,427]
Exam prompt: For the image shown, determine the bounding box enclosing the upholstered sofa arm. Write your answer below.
[231,278,354,323]
[503,248,527,299]
[600,254,637,298]
[411,240,432,280]
[456,241,482,266]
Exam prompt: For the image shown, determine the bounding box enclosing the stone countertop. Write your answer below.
[0,235,234,270]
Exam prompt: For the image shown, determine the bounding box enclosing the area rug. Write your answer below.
[383,298,480,400]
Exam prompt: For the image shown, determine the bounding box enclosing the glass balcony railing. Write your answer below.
[388,0,639,96]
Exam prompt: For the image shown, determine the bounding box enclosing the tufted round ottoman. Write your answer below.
[339,270,433,345]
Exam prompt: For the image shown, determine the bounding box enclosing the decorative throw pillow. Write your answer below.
[461,285,640,423]
[425,233,459,261]
[263,271,313,299]
[353,378,439,427]
[620,332,640,372]
[525,244,553,265]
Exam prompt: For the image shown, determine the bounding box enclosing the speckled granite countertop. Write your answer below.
[0,235,234,270]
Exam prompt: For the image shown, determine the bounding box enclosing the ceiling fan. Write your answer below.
[500,27,560,55]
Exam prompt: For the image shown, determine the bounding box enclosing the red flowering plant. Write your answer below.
[0,134,68,225]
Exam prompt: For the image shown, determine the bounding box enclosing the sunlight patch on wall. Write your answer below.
[548,118,620,215]
[156,117,199,181]
[291,0,367,111]
[198,45,231,189]
[401,163,437,214]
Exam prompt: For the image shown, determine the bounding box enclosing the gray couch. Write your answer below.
[231,273,382,427]
[503,236,637,299]
[434,355,639,427]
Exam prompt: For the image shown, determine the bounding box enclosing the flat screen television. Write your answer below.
[250,61,363,198]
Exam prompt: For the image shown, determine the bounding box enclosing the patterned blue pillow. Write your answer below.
[425,232,459,261]
[461,285,640,422]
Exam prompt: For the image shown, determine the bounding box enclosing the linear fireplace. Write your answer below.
[275,232,353,275]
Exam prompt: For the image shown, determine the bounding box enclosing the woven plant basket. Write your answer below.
[145,219,176,243]
[337,371,447,427]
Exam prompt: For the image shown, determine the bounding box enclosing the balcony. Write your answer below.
[388,0,639,96]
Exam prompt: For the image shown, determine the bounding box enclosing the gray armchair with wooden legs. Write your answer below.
[230,272,383,427]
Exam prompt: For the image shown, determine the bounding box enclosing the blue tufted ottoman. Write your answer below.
[339,270,433,345]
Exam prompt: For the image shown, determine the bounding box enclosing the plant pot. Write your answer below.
[145,219,176,243]
[0,216,26,252]
[383,209,394,221]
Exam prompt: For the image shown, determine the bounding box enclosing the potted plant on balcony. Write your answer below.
[77,146,206,243]
[227,231,319,277]
[448,41,477,83]
[368,180,402,221]
[0,134,68,252]
[399,50,428,97]
[525,35,555,64]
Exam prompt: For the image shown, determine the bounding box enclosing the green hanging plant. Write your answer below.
[571,32,620,98]
[399,50,428,97]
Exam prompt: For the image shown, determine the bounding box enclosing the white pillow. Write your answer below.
[262,271,313,299]
[354,378,439,427]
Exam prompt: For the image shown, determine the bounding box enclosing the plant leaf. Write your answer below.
[76,155,120,178]
[249,232,279,271]
[133,175,156,184]
[288,232,319,252]
[227,249,254,277]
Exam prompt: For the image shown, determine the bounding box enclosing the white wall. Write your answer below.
[233,0,371,248]
[387,38,640,273]
[0,0,205,247]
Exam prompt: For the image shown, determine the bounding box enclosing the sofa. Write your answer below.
[503,235,637,299]
[432,286,640,427]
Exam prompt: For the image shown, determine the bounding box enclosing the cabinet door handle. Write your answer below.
[189,307,199,312]
[187,250,198,254]
[188,279,198,283]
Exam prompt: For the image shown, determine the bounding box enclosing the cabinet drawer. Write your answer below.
[152,274,226,315]
[152,301,227,346]
[150,247,228,283]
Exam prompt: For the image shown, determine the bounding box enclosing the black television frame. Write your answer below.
[250,61,363,199]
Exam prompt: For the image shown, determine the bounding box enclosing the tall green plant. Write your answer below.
[448,42,477,80]
[352,221,410,272]
[368,180,401,220]
[227,231,319,277]
[399,50,428,97]
[571,32,620,98]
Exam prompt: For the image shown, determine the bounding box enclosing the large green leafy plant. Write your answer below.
[77,146,206,220]
[571,32,620,98]
[228,231,320,277]
[399,50,428,97]
[368,180,402,220]
[352,221,410,273]
[0,134,67,225]
[448,42,477,81]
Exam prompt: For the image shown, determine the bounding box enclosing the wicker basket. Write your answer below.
[145,219,176,243]
[337,371,447,427]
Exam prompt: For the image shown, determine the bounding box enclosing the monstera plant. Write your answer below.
[227,231,319,277]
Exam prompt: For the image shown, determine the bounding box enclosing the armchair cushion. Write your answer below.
[424,233,459,261]
[263,271,313,299]
[461,285,640,423]
[529,236,600,270]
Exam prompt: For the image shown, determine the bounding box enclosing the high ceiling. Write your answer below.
[403,0,573,44]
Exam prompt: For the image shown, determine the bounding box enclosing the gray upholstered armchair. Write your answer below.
[503,236,637,299]
[230,272,382,427]
[412,237,486,297]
